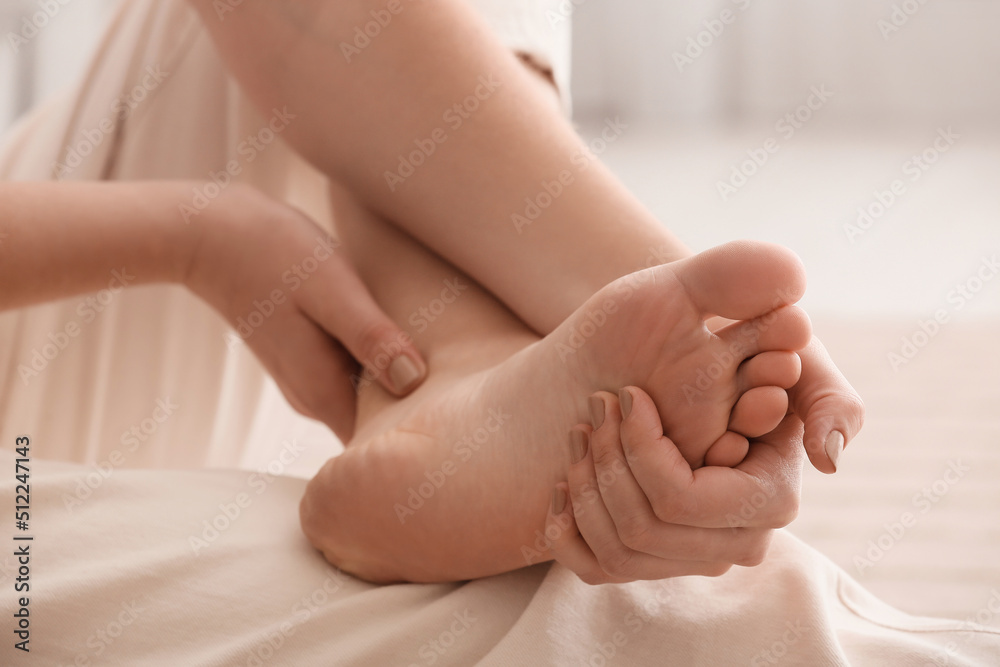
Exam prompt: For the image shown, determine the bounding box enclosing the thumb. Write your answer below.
[304,246,427,397]
[790,338,866,474]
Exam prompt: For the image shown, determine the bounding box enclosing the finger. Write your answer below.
[586,391,776,565]
[256,315,359,440]
[300,244,428,396]
[789,337,866,474]
[728,385,788,438]
[568,427,730,580]
[543,484,630,585]
[588,391,659,540]
[623,387,803,528]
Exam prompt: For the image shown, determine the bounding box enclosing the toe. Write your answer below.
[672,240,807,321]
[716,305,812,360]
[729,386,789,438]
[704,431,750,467]
[738,351,802,391]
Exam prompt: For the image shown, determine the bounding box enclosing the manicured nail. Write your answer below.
[570,430,589,464]
[589,395,606,429]
[825,431,845,471]
[388,355,423,393]
[619,388,633,419]
[552,486,567,515]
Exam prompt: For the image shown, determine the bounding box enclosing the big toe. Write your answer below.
[673,240,807,321]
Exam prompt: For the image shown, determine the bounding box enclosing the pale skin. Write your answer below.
[0,182,428,441]
[299,183,813,583]
[0,178,807,585]
[185,0,864,475]
[0,0,866,585]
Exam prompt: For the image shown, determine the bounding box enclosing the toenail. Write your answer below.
[570,430,589,464]
[825,431,845,471]
[589,395,606,429]
[619,388,634,419]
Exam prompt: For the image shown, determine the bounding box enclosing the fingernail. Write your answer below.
[589,395,606,429]
[552,486,567,515]
[825,431,845,471]
[619,388,633,419]
[570,430,589,464]
[388,355,423,393]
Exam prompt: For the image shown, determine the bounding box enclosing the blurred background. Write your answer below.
[2,0,998,626]
[4,0,996,317]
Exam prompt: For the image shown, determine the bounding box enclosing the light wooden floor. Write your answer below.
[792,317,1000,625]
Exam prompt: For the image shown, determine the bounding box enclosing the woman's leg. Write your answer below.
[300,185,812,582]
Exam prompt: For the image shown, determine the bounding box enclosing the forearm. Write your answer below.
[0,182,197,311]
[187,0,689,334]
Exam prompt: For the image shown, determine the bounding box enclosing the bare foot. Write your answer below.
[302,240,811,581]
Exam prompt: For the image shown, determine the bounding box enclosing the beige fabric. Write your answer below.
[1,449,998,665]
